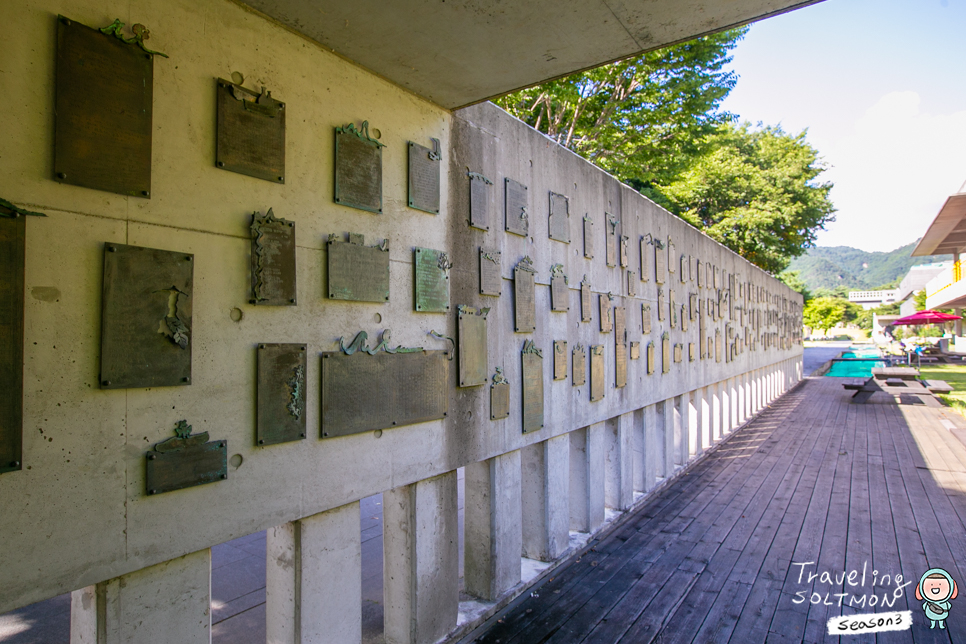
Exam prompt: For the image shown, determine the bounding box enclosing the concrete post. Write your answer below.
[663,399,676,476]
[464,451,522,601]
[721,379,732,435]
[383,472,459,644]
[643,404,660,490]
[736,373,746,424]
[603,414,634,511]
[266,501,362,644]
[570,423,605,533]
[521,435,569,561]
[731,379,740,429]
[672,396,684,466]
[632,408,645,494]
[745,372,753,419]
[70,550,211,644]
[688,390,700,457]
[700,387,711,451]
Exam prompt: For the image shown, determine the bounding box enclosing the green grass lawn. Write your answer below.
[918,363,966,417]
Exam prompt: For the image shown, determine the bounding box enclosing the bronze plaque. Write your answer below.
[0,215,25,474]
[669,290,677,329]
[680,254,688,282]
[321,350,448,437]
[690,293,698,321]
[674,343,683,363]
[257,343,307,446]
[505,178,529,237]
[590,345,605,402]
[572,345,586,386]
[250,209,296,306]
[715,328,722,363]
[680,305,689,332]
[554,341,568,380]
[657,289,665,322]
[549,192,570,243]
[480,248,502,297]
[641,304,652,335]
[414,247,451,313]
[146,422,227,495]
[490,375,510,421]
[630,341,640,360]
[583,215,594,259]
[619,235,629,268]
[327,234,390,303]
[216,80,285,184]
[714,266,720,289]
[335,122,384,214]
[689,343,696,362]
[627,271,636,297]
[605,214,618,267]
[655,242,667,284]
[580,278,592,323]
[646,342,655,375]
[458,306,488,387]
[696,259,703,287]
[662,333,670,374]
[640,236,650,282]
[615,304,626,345]
[599,293,613,333]
[408,139,441,214]
[615,343,627,389]
[521,341,544,433]
[469,171,492,231]
[55,17,155,198]
[514,257,536,333]
[550,264,569,312]
[100,243,192,389]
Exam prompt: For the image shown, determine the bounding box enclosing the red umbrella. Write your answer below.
[892,310,962,326]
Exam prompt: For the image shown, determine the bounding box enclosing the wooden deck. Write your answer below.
[468,377,966,643]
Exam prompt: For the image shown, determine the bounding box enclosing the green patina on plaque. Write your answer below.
[458,305,488,387]
[572,344,586,387]
[0,214,25,474]
[335,121,384,214]
[250,209,296,306]
[408,139,441,214]
[327,233,389,303]
[414,247,451,313]
[590,345,605,402]
[256,343,306,447]
[549,191,570,243]
[654,238,667,285]
[216,80,285,184]
[146,420,227,496]
[553,340,567,381]
[521,340,544,433]
[505,178,529,237]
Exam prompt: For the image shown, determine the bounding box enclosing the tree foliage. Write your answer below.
[803,297,846,335]
[778,270,811,302]
[914,288,927,311]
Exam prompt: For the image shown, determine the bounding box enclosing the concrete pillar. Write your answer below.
[267,501,362,644]
[700,387,711,451]
[672,396,685,466]
[570,423,605,533]
[384,472,459,644]
[604,414,634,511]
[464,451,522,601]
[736,374,746,424]
[688,390,700,457]
[711,383,721,442]
[663,399,676,476]
[521,435,569,561]
[70,550,211,644]
[731,379,740,429]
[644,403,664,489]
[745,372,753,419]
[632,408,645,494]
[720,382,731,436]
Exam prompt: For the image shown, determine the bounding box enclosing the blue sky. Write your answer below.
[720,0,966,253]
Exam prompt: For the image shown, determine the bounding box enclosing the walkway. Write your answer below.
[466,377,966,643]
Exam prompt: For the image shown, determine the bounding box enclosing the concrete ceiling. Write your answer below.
[239,0,823,110]
[913,194,966,257]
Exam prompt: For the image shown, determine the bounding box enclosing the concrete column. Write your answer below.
[521,435,569,561]
[632,408,645,494]
[663,399,676,476]
[672,396,685,466]
[745,372,753,419]
[644,403,665,489]
[700,388,711,451]
[604,414,634,511]
[731,379,740,429]
[721,381,731,436]
[464,451,522,601]
[736,374,746,424]
[70,550,211,644]
[267,501,362,644]
[570,423,605,533]
[688,390,700,457]
[712,383,721,442]
[384,472,459,644]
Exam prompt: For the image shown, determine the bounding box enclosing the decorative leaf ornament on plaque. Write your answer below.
[640,234,651,283]
[505,178,529,237]
[514,256,536,333]
[100,243,193,389]
[55,17,166,198]
[667,237,676,274]
[549,192,570,243]
[250,209,296,306]
[490,367,510,420]
[146,420,227,496]
[327,233,390,303]
[521,340,544,433]
[480,248,502,297]
[335,121,385,214]
[553,341,568,381]
[583,214,594,259]
[256,343,307,446]
[458,305,489,387]
[414,247,452,313]
[590,345,605,402]
[641,304,652,335]
[550,264,569,312]
[216,79,285,183]
[408,138,441,214]
[468,171,493,231]
[605,213,618,267]
[619,235,629,268]
[580,276,592,323]
[599,292,614,333]
[572,344,586,386]
[680,254,688,283]
[654,237,667,284]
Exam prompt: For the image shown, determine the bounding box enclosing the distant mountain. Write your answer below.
[786,242,950,292]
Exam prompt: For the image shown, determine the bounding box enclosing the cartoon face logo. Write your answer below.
[916,568,958,629]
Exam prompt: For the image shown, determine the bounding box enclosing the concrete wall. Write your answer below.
[0,0,803,635]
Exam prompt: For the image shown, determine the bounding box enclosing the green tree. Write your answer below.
[803,297,845,336]
[657,123,835,273]
[778,269,811,302]
[914,288,927,311]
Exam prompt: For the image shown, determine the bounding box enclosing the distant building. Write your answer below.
[848,289,898,310]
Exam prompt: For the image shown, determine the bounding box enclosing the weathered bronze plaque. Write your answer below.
[327,233,390,303]
[714,266,720,289]
[600,293,613,333]
[550,264,569,312]
[469,171,492,231]
[572,344,586,386]
[707,263,713,289]
[100,243,192,389]
[669,290,677,329]
[216,79,285,184]
[55,17,160,198]
[689,343,696,362]
[680,254,688,282]
[250,209,296,306]
[521,341,544,433]
[642,304,652,335]
[615,303,626,345]
[674,343,683,363]
[690,293,699,321]
[490,368,510,420]
[590,345,605,402]
[680,305,689,332]
[646,342,655,374]
[662,333,671,374]
[0,215,25,474]
[549,192,570,243]
[553,341,567,381]
[619,235,629,268]
[605,214,618,267]
[657,289,665,322]
[696,259,703,287]
[335,121,384,213]
[414,247,451,313]
[715,328,722,363]
[583,215,594,259]
[630,341,640,360]
[667,239,675,274]
[514,257,536,333]
[321,345,448,437]
[505,178,529,237]
[627,271,636,297]
[615,343,627,389]
[580,277,592,323]
[257,343,307,446]
[146,421,226,495]
[655,240,667,284]
[480,248,502,297]
[408,139,441,214]
[640,236,651,282]
[458,306,488,387]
